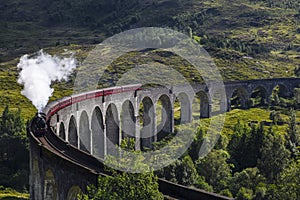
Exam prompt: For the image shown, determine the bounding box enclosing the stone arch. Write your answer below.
[66,185,82,200]
[121,100,135,141]
[68,116,78,147]
[157,94,172,141]
[251,86,268,107]
[230,87,249,109]
[44,169,57,200]
[105,103,120,155]
[140,96,155,150]
[59,122,66,140]
[194,91,210,119]
[79,111,91,153]
[271,84,292,106]
[91,107,104,159]
[272,84,290,98]
[174,92,191,125]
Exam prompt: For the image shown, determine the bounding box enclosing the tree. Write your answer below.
[0,106,28,191]
[245,124,265,169]
[0,134,28,190]
[273,161,300,199]
[258,127,290,182]
[194,175,213,192]
[285,109,300,159]
[80,138,163,199]
[236,187,253,200]
[227,122,264,172]
[175,155,198,186]
[269,111,283,125]
[156,155,198,186]
[229,168,266,198]
[156,159,178,183]
[0,105,24,136]
[189,127,205,162]
[196,149,232,192]
[80,170,163,200]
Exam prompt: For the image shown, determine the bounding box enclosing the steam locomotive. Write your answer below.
[30,112,47,137]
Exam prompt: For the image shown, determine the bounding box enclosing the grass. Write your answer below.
[0,44,298,120]
[0,0,299,120]
[0,0,298,130]
[176,108,294,138]
[0,187,29,200]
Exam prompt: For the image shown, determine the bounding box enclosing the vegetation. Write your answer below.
[82,97,299,199]
[0,0,300,199]
[80,171,163,200]
[1,0,300,116]
[153,107,300,199]
[0,186,29,200]
[80,139,163,200]
[0,106,29,198]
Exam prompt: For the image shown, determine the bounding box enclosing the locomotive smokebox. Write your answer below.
[30,112,47,137]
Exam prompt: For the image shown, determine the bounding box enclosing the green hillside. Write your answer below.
[0,0,300,115]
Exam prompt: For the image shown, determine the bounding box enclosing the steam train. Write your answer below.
[30,112,47,137]
[29,84,142,137]
[45,84,142,121]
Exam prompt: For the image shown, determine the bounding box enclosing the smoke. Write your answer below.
[17,50,76,112]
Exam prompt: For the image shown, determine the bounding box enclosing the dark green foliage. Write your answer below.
[156,160,178,183]
[0,106,24,136]
[285,109,300,159]
[0,106,29,191]
[249,0,300,9]
[196,149,232,192]
[258,127,290,182]
[269,111,284,125]
[227,121,264,172]
[156,155,198,186]
[272,161,300,199]
[188,127,205,162]
[265,171,300,200]
[229,168,266,198]
[81,171,163,200]
[80,138,163,200]
[194,175,214,192]
[236,187,253,200]
[219,189,233,198]
[200,35,270,56]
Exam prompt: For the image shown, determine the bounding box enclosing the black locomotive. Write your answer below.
[30,112,47,137]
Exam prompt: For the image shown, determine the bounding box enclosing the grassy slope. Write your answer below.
[178,107,297,139]
[0,0,299,115]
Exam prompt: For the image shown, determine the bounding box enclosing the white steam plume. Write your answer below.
[17,50,76,112]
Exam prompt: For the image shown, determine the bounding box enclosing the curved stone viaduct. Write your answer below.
[48,78,299,158]
[29,78,299,200]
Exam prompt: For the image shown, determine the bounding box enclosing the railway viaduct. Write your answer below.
[28,78,300,200]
